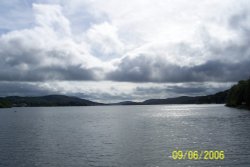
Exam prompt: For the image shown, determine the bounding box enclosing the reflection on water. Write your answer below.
[0,104,250,167]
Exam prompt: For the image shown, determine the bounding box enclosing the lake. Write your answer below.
[0,104,250,167]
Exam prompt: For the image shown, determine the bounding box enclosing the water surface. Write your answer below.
[0,104,250,167]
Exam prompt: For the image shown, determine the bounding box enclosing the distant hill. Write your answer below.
[143,90,228,105]
[0,90,229,108]
[113,90,228,105]
[0,95,103,107]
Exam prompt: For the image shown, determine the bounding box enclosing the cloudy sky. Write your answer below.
[0,0,250,102]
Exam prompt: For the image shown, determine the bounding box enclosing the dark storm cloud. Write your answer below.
[0,65,100,81]
[107,55,250,83]
[0,82,56,97]
[0,3,102,82]
[0,6,250,84]
[0,37,100,81]
[106,10,250,83]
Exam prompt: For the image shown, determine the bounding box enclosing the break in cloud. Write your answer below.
[0,0,250,102]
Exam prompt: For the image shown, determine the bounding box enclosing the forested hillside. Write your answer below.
[226,79,250,109]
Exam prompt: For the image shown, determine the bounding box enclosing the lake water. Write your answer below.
[0,104,250,167]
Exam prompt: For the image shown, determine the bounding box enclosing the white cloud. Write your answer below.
[86,22,124,60]
[33,4,71,37]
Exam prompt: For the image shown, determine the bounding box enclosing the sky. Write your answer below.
[0,0,250,102]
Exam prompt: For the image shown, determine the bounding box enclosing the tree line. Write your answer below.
[226,78,250,109]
